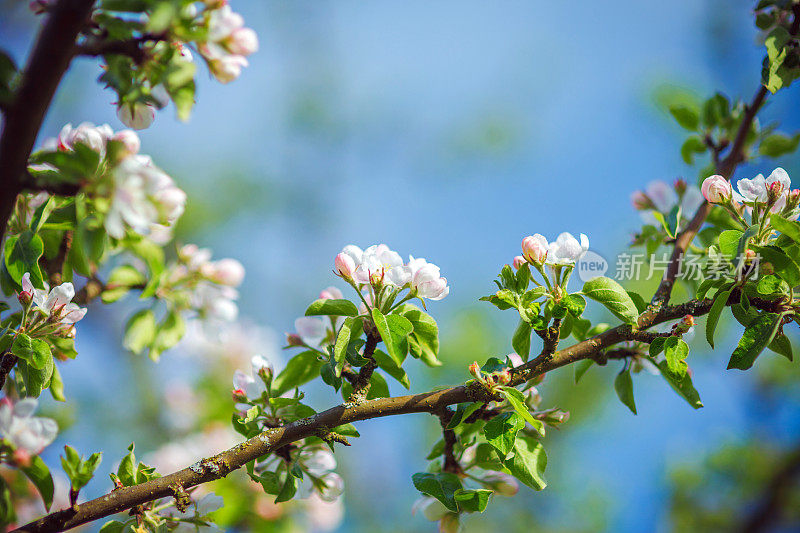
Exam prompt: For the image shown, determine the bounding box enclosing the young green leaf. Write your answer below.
[728,312,783,370]
[581,276,640,325]
[706,284,734,348]
[663,336,689,380]
[412,472,463,512]
[655,359,703,409]
[503,436,547,491]
[21,456,54,511]
[305,299,359,317]
[614,368,637,414]
[333,317,359,377]
[483,411,525,458]
[499,387,545,435]
[511,319,531,359]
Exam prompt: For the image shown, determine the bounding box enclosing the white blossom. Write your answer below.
[408,256,449,300]
[22,273,87,326]
[105,155,186,239]
[735,167,792,203]
[294,317,327,350]
[57,122,113,156]
[0,398,57,456]
[521,234,549,265]
[546,232,589,265]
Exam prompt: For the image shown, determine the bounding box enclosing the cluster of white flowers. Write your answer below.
[198,4,259,84]
[630,180,704,223]
[175,244,245,325]
[36,122,185,241]
[0,398,57,465]
[701,168,800,220]
[518,232,590,268]
[21,273,87,336]
[296,448,344,503]
[335,244,449,301]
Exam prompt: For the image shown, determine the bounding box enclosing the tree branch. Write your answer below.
[739,444,800,533]
[15,290,781,532]
[0,0,96,239]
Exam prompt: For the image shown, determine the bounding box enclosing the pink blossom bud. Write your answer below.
[481,471,519,496]
[232,388,248,402]
[226,27,259,56]
[495,369,511,385]
[767,180,785,204]
[208,259,245,287]
[521,234,548,265]
[630,191,653,210]
[674,178,687,196]
[12,448,32,468]
[117,102,155,130]
[285,333,304,347]
[682,314,695,327]
[701,175,732,204]
[468,361,481,380]
[111,129,141,156]
[512,255,526,270]
[208,54,248,84]
[335,252,356,279]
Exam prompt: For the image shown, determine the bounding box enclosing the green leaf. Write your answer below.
[273,351,324,396]
[11,333,52,370]
[412,472,463,512]
[614,368,637,414]
[750,244,800,286]
[333,317,359,377]
[117,443,136,487]
[123,310,157,355]
[759,132,800,157]
[305,299,359,317]
[372,349,411,389]
[483,412,525,458]
[499,387,544,435]
[669,104,700,131]
[581,276,640,325]
[275,472,297,503]
[149,311,185,361]
[371,308,411,365]
[649,336,667,357]
[574,360,593,383]
[21,456,54,511]
[511,319,531,359]
[504,436,547,491]
[718,229,743,260]
[706,284,734,348]
[3,231,44,286]
[454,488,493,513]
[728,312,783,370]
[16,357,53,398]
[663,336,689,380]
[398,304,440,366]
[98,520,126,533]
[655,359,703,409]
[770,214,800,245]
[30,197,56,234]
[446,402,482,429]
[757,274,788,297]
[769,333,793,361]
[681,136,707,165]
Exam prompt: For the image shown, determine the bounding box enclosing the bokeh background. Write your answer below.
[3,0,800,531]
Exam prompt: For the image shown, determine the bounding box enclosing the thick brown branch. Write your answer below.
[0,0,96,239]
[17,289,781,532]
